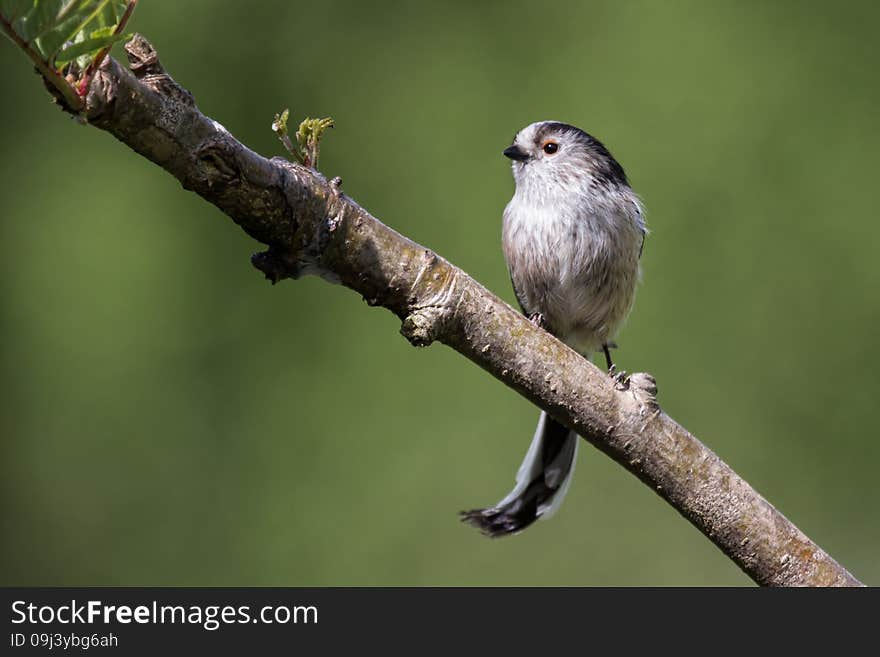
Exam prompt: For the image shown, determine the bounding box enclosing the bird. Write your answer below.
[461,121,646,537]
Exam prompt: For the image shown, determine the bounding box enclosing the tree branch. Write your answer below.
[54,35,863,586]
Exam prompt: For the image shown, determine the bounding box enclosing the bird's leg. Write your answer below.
[603,342,629,389]
[528,312,547,329]
[602,343,615,370]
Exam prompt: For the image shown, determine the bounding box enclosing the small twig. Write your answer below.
[272,109,334,168]
[272,109,298,159]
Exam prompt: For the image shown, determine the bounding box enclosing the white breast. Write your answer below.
[502,184,644,354]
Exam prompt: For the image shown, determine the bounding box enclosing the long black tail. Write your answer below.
[461,412,578,537]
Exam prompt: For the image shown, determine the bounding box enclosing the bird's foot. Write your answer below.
[330,175,343,196]
[528,312,547,329]
[607,364,630,390]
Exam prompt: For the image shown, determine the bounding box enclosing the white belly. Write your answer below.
[502,197,643,354]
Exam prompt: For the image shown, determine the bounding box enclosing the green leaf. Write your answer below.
[33,10,89,58]
[272,108,290,137]
[53,28,127,64]
[1,0,137,111]
[12,0,77,47]
[94,0,126,29]
[2,1,134,66]
[0,0,38,24]
[9,6,44,43]
[272,109,334,168]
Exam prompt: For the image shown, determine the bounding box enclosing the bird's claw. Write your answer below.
[528,312,547,329]
[607,365,630,390]
[330,175,343,196]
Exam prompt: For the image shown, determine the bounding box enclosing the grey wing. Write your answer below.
[634,200,647,259]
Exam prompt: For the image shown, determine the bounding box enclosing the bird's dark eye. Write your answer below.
[543,141,558,154]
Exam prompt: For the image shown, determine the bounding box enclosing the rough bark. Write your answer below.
[56,35,863,586]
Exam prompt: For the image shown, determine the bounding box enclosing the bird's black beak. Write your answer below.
[503,145,529,162]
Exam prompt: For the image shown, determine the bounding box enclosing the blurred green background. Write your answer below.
[2,0,878,586]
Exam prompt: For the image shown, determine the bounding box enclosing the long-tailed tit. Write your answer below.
[462,121,646,536]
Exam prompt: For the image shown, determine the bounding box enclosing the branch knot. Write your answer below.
[400,307,448,347]
[399,251,459,347]
[124,34,194,106]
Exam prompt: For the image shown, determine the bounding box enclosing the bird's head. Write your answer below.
[504,121,629,195]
